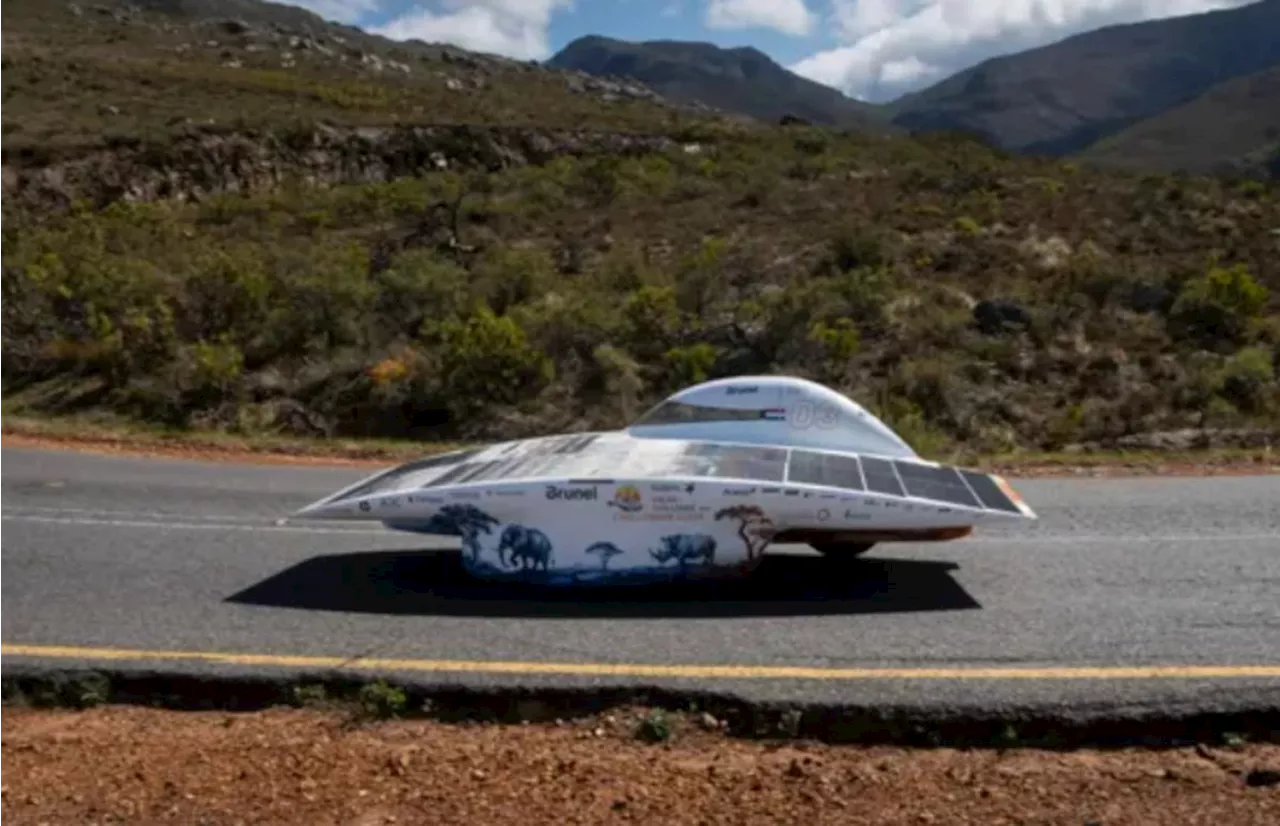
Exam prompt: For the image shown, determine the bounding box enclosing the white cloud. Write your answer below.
[372,1,576,61]
[878,55,938,85]
[705,0,818,36]
[791,0,1257,101]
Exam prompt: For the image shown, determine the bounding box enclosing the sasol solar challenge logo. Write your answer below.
[608,484,644,513]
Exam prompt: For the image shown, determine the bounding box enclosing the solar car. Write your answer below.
[293,375,1037,586]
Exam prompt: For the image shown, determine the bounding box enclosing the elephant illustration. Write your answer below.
[496,524,555,571]
[649,533,716,570]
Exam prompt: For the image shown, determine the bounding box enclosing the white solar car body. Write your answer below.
[294,376,1036,586]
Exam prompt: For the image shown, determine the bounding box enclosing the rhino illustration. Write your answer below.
[649,533,716,569]
[496,524,555,571]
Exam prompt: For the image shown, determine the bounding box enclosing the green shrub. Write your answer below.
[1169,262,1269,347]
[1216,346,1276,413]
[430,304,555,425]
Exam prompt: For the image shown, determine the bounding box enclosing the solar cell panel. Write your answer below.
[420,462,482,488]
[672,442,788,481]
[958,470,1023,513]
[333,449,484,500]
[893,461,981,507]
[859,456,905,497]
[786,450,865,490]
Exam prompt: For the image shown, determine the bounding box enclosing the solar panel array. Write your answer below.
[330,446,487,502]
[420,433,609,488]
[398,438,1023,514]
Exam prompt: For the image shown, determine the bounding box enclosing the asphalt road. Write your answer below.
[3,446,1280,716]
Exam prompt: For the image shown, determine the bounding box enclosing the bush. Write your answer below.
[1216,346,1277,413]
[430,304,556,427]
[1168,262,1270,347]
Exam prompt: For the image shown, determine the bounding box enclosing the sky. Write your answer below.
[286,1,1259,102]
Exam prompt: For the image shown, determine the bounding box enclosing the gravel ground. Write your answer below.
[3,705,1278,825]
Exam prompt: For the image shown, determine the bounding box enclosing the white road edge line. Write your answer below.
[4,504,295,522]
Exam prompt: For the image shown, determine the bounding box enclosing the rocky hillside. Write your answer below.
[3,0,1279,458]
[0,0,736,161]
[545,35,886,131]
[1079,66,1280,177]
[888,0,1280,155]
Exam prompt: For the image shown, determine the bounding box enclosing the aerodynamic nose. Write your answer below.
[293,493,365,520]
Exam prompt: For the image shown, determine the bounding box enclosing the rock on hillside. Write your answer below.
[2,124,686,209]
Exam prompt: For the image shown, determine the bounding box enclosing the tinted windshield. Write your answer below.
[633,401,769,426]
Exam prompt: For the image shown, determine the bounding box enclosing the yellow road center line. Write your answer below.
[4,644,1280,681]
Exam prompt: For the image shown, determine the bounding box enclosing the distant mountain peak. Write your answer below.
[546,35,888,130]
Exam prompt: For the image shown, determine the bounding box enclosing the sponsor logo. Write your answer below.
[609,484,644,512]
[449,490,482,500]
[653,494,698,514]
[726,385,759,395]
[843,509,871,520]
[723,486,756,496]
[358,501,372,512]
[613,489,704,522]
[487,489,526,498]
[818,508,831,522]
[649,482,696,494]
[378,496,402,508]
[784,489,800,497]
[545,484,599,501]
[614,511,706,522]
[760,486,781,494]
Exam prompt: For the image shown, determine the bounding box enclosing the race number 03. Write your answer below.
[790,401,839,430]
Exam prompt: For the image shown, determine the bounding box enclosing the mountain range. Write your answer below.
[547,0,1280,177]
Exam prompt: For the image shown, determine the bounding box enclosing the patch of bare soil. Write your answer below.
[3,706,1278,826]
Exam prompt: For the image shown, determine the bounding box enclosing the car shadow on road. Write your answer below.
[225,549,980,618]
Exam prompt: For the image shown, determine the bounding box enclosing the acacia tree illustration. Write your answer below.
[584,542,625,570]
[714,505,775,561]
